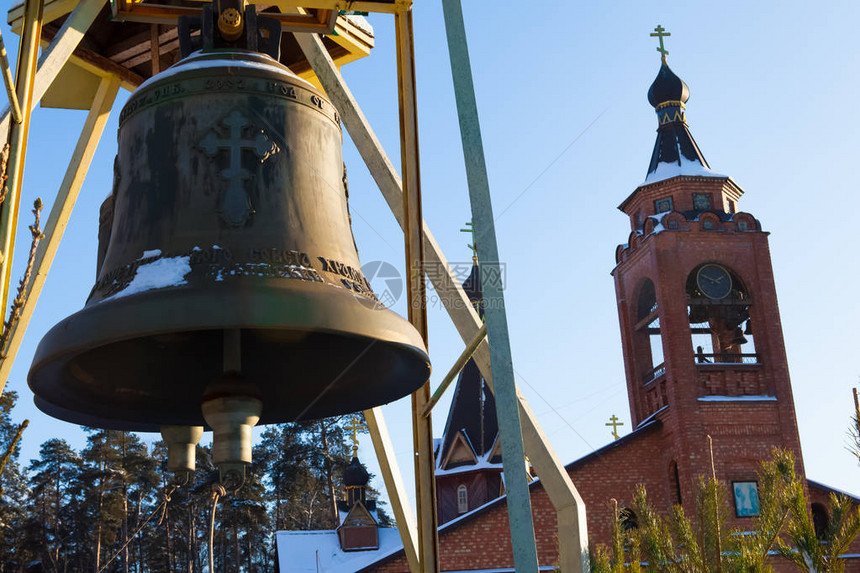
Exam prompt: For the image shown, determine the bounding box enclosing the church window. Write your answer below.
[671,461,682,505]
[737,220,748,231]
[812,503,830,539]
[703,218,715,230]
[457,485,468,513]
[635,279,664,385]
[654,197,673,214]
[732,481,760,517]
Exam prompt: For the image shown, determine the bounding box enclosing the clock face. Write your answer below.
[696,264,732,299]
[693,193,711,211]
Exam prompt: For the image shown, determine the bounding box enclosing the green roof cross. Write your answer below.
[650,25,671,60]
[460,221,477,258]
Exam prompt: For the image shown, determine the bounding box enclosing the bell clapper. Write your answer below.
[202,392,261,491]
[202,329,261,491]
[160,425,204,483]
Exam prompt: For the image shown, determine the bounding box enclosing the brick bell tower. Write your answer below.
[611,49,805,516]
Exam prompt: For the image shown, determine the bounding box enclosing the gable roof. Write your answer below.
[338,501,378,531]
[807,479,860,503]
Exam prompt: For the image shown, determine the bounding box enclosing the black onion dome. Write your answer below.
[640,59,724,185]
[343,456,370,487]
[647,62,690,108]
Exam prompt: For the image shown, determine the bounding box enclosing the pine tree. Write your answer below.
[26,438,83,571]
[774,450,860,573]
[0,391,31,571]
[81,430,143,571]
[257,424,313,531]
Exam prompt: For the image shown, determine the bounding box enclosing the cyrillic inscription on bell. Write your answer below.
[28,48,431,433]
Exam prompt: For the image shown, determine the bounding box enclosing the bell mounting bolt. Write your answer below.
[217,0,245,42]
[178,0,282,59]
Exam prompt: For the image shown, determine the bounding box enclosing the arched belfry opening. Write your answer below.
[633,278,665,384]
[812,503,830,539]
[686,264,757,364]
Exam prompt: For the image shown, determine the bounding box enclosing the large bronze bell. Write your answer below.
[28,48,430,433]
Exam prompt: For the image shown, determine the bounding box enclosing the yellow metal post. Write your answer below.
[396,9,440,573]
[0,0,44,318]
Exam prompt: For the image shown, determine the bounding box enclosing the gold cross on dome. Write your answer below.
[650,25,671,60]
[606,414,624,440]
[345,417,363,457]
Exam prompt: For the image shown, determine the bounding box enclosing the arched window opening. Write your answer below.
[457,485,468,514]
[671,461,682,505]
[812,503,830,539]
[635,279,664,384]
[619,507,638,531]
[687,265,757,364]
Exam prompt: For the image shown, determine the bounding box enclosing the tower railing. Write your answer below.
[695,353,760,365]
[642,353,761,386]
[642,363,666,385]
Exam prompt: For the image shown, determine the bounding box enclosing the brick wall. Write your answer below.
[361,430,860,572]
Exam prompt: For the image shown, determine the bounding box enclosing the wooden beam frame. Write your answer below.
[0,0,110,135]
[296,27,590,573]
[364,407,419,570]
[0,74,119,395]
[110,3,338,33]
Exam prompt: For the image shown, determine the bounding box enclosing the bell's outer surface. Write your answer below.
[29,50,430,432]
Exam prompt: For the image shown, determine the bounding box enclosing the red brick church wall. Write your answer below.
[361,426,860,572]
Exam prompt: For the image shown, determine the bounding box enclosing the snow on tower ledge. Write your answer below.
[642,154,725,186]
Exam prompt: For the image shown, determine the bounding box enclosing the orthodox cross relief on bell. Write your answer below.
[200,109,280,227]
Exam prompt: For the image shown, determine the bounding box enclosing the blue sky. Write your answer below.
[3,0,858,515]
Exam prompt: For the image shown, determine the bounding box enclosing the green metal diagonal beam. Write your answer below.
[440,1,540,571]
